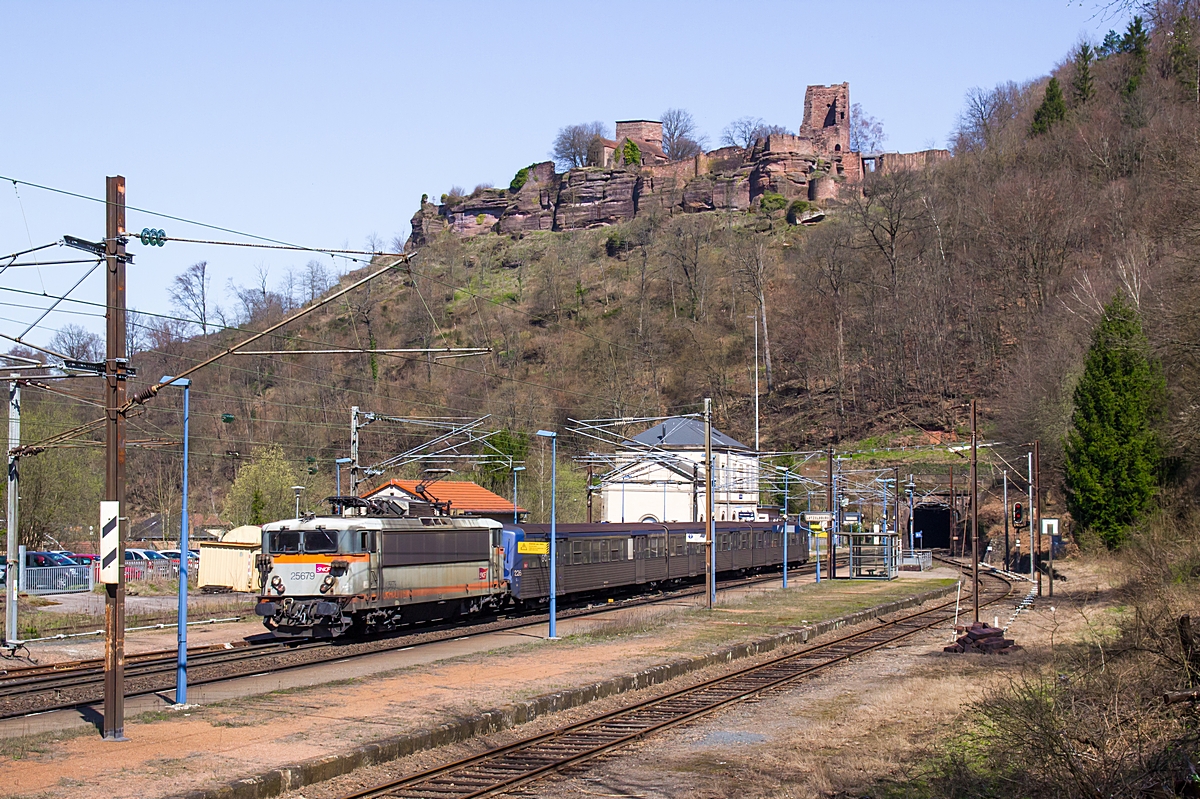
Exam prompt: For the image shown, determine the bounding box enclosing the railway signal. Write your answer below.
[1013,502,1023,526]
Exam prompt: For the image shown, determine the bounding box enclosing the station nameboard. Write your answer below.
[517,541,549,555]
[685,532,707,543]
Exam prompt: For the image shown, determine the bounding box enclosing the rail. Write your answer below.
[338,560,1011,799]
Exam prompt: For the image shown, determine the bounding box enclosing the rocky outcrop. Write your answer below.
[408,201,448,249]
[553,169,640,231]
[498,162,556,235]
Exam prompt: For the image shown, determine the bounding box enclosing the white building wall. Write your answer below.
[599,450,760,523]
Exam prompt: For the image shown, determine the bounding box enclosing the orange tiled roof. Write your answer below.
[361,479,525,514]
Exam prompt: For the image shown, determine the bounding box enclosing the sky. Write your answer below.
[0,1,1132,352]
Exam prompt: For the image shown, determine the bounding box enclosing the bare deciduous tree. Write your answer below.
[50,323,102,361]
[849,103,887,152]
[732,236,776,391]
[660,108,706,161]
[552,121,609,170]
[170,261,211,334]
[720,117,790,149]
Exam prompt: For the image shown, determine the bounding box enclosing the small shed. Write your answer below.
[198,525,262,593]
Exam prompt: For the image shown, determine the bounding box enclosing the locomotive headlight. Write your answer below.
[271,575,285,594]
[319,575,335,594]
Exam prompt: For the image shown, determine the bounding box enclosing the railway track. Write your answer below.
[0,563,824,720]
[338,560,1010,799]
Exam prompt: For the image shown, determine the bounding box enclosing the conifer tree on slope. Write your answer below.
[1064,294,1164,548]
[1031,77,1067,135]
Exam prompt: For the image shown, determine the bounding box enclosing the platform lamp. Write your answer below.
[535,430,559,640]
[160,375,191,706]
[292,485,306,519]
[511,466,526,524]
[335,458,353,499]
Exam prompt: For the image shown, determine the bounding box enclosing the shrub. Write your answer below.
[622,139,641,166]
[509,167,531,193]
[759,192,788,214]
[786,199,811,224]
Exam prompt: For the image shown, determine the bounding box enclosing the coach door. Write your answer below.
[634,536,647,583]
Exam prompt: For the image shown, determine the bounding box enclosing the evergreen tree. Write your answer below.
[1072,43,1095,105]
[1170,15,1197,95]
[1030,77,1067,135]
[1123,16,1150,96]
[1098,29,1122,58]
[1064,294,1165,548]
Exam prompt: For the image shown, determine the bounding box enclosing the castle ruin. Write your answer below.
[408,83,949,247]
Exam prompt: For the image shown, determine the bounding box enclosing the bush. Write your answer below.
[509,167,531,193]
[622,139,641,166]
[759,192,788,214]
[786,199,811,224]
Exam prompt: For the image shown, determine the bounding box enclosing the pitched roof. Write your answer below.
[361,479,525,514]
[630,417,748,451]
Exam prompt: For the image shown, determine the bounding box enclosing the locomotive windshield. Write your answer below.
[267,529,341,554]
[270,531,301,554]
[304,529,339,553]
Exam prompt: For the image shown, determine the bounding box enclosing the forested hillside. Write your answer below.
[9,11,1200,544]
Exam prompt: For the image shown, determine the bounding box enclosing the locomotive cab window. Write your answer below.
[304,529,339,554]
[270,531,301,554]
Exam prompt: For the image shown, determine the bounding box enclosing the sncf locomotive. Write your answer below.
[254,500,808,638]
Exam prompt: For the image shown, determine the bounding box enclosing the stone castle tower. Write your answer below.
[800,83,851,154]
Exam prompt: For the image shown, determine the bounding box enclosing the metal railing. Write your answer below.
[901,549,934,571]
[19,564,94,595]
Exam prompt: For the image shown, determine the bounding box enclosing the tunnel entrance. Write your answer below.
[913,504,954,549]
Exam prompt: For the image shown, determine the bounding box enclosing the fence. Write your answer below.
[901,549,934,571]
[19,564,94,595]
[14,559,194,596]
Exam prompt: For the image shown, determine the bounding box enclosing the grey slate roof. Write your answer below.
[630,417,748,451]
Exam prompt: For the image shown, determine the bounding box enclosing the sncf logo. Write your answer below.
[316,563,331,574]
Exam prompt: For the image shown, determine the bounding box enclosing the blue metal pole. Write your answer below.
[177,381,189,705]
[513,469,518,524]
[336,461,341,497]
[548,436,557,639]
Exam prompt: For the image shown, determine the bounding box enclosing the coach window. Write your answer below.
[572,540,584,565]
[270,531,301,554]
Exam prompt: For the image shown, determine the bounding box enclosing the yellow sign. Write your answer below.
[517,541,549,555]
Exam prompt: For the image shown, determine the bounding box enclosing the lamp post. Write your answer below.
[535,430,558,639]
[511,466,525,524]
[335,457,353,498]
[160,375,191,706]
[292,485,305,519]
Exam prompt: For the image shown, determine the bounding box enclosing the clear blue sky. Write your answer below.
[1,1,1129,351]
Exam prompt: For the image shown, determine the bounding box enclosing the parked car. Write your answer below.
[70,553,100,566]
[23,551,90,591]
[125,548,170,563]
[160,549,199,563]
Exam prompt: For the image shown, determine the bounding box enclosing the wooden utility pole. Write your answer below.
[948,465,956,555]
[1034,439,1042,597]
[103,175,128,741]
[970,400,979,622]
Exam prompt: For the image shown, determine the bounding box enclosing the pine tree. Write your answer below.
[1123,16,1150,96]
[1072,43,1095,105]
[1030,77,1067,135]
[1170,15,1197,96]
[1064,295,1165,548]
